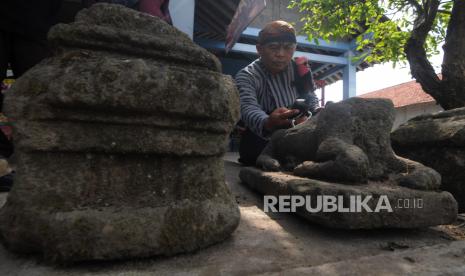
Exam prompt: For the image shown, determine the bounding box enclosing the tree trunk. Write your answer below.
[441,0,465,109]
[405,0,465,110]
[404,0,442,107]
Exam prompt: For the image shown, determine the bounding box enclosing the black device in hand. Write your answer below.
[289,98,312,119]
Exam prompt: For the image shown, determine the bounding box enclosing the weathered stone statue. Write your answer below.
[240,98,457,229]
[0,4,240,263]
[392,108,465,212]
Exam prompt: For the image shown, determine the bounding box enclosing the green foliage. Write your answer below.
[289,0,452,65]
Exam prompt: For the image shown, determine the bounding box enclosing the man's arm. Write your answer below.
[235,70,269,137]
[236,70,299,137]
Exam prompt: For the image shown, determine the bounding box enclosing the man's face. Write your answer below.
[257,41,296,74]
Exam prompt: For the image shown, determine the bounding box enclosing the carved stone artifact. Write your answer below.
[0,4,240,262]
[241,98,457,229]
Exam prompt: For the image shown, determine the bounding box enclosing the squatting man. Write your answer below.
[235,20,320,166]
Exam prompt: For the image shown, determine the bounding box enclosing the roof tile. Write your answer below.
[358,79,437,108]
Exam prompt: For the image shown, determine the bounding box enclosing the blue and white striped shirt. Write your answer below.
[235,58,319,138]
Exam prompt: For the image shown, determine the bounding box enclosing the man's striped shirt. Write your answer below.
[235,58,319,138]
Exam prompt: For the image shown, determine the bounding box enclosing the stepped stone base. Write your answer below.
[240,167,457,229]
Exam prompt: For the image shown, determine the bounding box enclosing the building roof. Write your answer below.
[358,79,436,108]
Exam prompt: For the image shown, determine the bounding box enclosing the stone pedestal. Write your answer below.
[0,4,240,263]
[240,167,457,229]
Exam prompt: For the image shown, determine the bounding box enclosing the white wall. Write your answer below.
[393,103,443,130]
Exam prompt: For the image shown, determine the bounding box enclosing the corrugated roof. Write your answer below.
[358,78,438,108]
[195,0,241,41]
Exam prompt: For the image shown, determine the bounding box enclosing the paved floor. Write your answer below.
[0,153,464,275]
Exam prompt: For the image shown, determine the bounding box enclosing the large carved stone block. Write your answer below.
[392,107,465,212]
[0,4,240,262]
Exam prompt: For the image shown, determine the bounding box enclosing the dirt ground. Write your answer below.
[436,214,465,240]
[0,153,464,275]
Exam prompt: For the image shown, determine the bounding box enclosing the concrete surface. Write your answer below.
[0,152,464,275]
[263,241,465,276]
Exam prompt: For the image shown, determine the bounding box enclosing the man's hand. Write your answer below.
[264,107,300,132]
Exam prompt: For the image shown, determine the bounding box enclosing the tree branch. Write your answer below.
[404,0,443,107]
[407,0,424,12]
[437,9,452,15]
